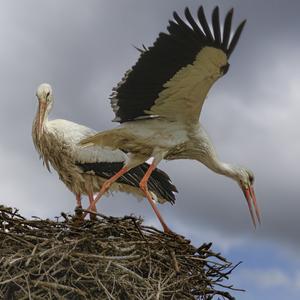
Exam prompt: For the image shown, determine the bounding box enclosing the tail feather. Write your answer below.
[138,163,177,204]
[76,161,177,204]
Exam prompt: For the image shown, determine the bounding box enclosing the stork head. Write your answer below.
[35,83,53,140]
[234,167,261,228]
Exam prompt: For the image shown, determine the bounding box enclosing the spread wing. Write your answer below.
[110,6,246,124]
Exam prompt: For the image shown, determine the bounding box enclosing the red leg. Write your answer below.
[83,166,129,218]
[88,192,97,220]
[74,193,84,220]
[139,162,171,233]
[76,193,82,208]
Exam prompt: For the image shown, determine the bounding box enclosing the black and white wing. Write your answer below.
[111,6,246,124]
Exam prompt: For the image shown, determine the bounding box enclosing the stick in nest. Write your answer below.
[0,205,244,299]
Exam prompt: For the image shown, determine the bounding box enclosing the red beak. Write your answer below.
[242,184,261,228]
[37,100,47,140]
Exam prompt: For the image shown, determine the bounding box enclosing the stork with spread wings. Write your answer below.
[80,6,261,233]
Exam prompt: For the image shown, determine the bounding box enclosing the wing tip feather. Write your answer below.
[212,6,221,44]
[227,19,247,57]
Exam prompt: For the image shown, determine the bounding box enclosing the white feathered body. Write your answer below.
[32,118,150,199]
[81,118,220,172]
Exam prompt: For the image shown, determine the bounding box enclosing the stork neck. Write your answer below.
[187,124,239,180]
[195,151,238,180]
[212,161,238,179]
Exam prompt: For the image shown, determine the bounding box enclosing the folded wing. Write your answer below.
[76,161,177,204]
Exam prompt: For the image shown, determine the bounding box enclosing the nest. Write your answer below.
[0,205,243,299]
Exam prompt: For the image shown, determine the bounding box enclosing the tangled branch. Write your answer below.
[0,205,243,299]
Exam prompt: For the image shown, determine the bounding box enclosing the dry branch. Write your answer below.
[0,205,243,299]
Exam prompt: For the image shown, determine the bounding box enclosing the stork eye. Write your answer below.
[220,63,230,75]
[249,175,254,185]
[46,91,50,98]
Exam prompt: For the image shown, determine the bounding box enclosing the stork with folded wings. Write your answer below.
[32,83,177,219]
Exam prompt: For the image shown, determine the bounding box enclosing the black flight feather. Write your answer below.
[76,162,177,204]
[222,8,234,50]
[212,7,221,45]
[227,20,247,58]
[184,7,205,39]
[110,6,246,123]
[197,6,214,43]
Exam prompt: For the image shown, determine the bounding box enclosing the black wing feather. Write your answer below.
[197,6,214,43]
[184,7,205,39]
[222,8,234,50]
[111,6,246,123]
[212,7,221,45]
[227,20,247,58]
[76,162,177,204]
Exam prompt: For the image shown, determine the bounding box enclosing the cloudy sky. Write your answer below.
[0,1,299,298]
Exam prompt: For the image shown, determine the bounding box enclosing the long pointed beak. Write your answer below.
[37,99,47,140]
[242,184,261,228]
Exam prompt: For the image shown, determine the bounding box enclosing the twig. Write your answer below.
[0,205,242,299]
[32,280,86,297]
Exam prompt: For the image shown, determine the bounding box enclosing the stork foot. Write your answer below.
[72,206,85,226]
[89,213,97,221]
[88,193,97,221]
[162,226,174,235]
[74,205,83,218]
[89,209,97,221]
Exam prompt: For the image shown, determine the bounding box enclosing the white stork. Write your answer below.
[80,6,261,231]
[32,83,177,219]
